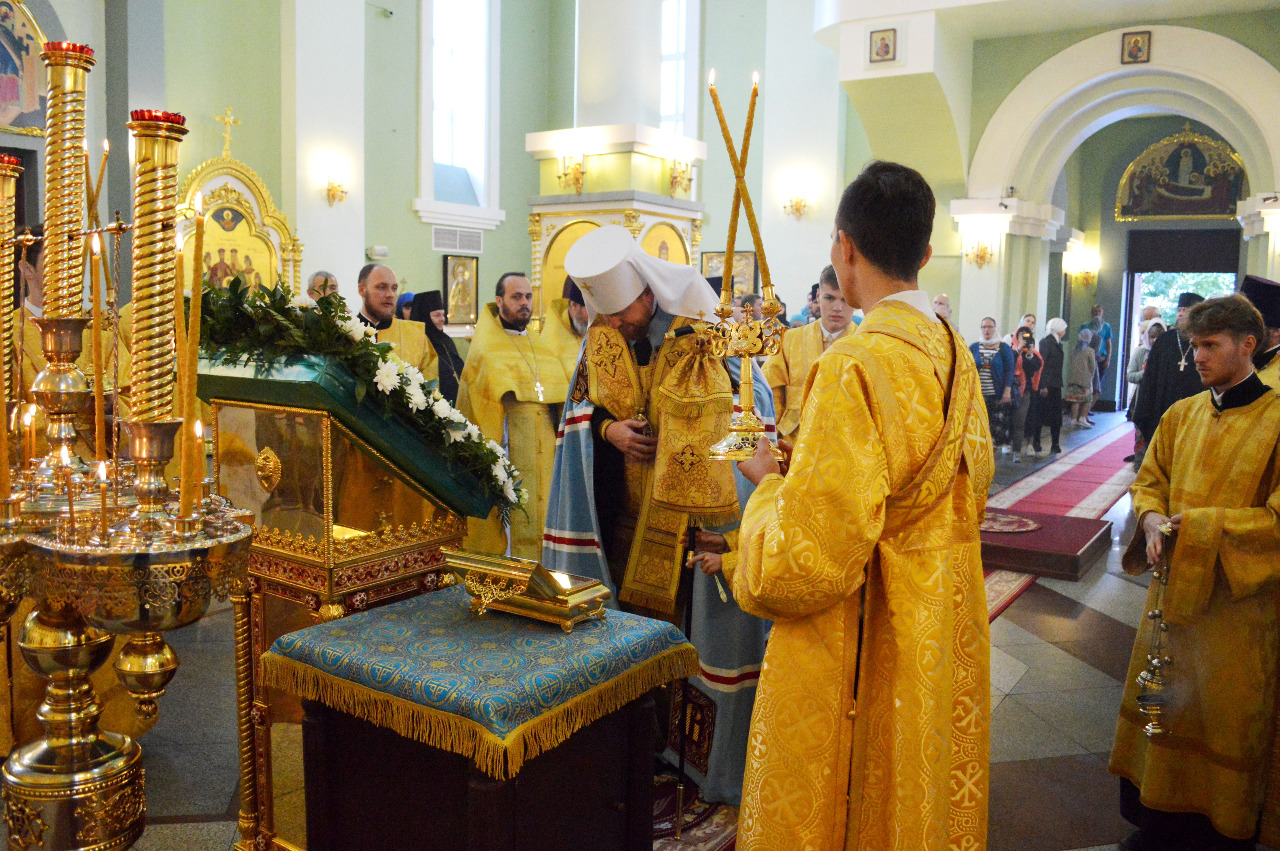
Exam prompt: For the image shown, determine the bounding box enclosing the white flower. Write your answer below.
[363,325,378,340]
[289,293,316,310]
[503,480,517,503]
[491,462,509,485]
[432,389,443,402]
[374,359,401,394]
[444,428,459,444]
[517,487,529,505]
[431,399,452,419]
[406,384,428,411]
[486,439,505,457]
[446,407,467,423]
[464,424,482,442]
[339,317,364,342]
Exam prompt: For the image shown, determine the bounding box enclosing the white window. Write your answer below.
[659,0,687,137]
[414,0,506,230]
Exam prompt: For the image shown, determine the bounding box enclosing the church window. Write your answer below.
[659,0,688,137]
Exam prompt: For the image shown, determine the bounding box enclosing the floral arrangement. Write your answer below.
[201,279,525,514]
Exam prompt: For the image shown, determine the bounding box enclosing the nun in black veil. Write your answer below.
[410,290,466,404]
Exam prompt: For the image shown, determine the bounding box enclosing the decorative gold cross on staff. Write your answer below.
[215,106,240,159]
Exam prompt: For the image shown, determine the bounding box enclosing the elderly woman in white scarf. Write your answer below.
[1066,326,1098,428]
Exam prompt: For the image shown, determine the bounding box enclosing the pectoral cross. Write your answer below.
[1178,353,1187,372]
[535,381,545,402]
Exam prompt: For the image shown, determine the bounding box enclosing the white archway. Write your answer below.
[969,25,1280,204]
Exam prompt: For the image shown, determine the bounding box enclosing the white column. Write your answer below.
[281,0,365,302]
[1239,194,1280,280]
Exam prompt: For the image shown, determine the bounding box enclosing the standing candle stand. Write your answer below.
[0,44,254,851]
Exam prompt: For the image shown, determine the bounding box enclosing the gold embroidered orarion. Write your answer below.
[40,42,94,319]
[126,110,187,422]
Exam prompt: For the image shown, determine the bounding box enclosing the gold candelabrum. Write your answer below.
[0,45,254,851]
[700,72,785,462]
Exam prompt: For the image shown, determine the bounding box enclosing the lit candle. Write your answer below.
[707,71,772,301]
[97,460,109,540]
[0,330,8,498]
[707,72,758,309]
[22,406,33,468]
[179,417,203,517]
[89,233,105,465]
[172,229,186,425]
[184,193,203,420]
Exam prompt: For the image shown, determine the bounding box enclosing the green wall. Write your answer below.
[364,0,571,298]
[970,10,1280,163]
[164,1,283,211]
[696,0,767,262]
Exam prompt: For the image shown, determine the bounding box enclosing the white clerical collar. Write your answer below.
[1211,371,1253,405]
[877,289,940,323]
[820,322,845,344]
[504,327,528,337]
[24,300,41,318]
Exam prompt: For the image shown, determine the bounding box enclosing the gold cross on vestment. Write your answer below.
[215,107,240,158]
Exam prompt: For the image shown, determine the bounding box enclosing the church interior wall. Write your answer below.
[1060,115,1245,407]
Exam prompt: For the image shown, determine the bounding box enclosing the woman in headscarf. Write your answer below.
[396,292,414,321]
[1010,325,1043,460]
[410,290,465,404]
[1066,326,1098,428]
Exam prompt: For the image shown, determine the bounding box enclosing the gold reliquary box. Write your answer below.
[442,547,611,633]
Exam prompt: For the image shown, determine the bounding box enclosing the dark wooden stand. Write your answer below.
[301,691,658,851]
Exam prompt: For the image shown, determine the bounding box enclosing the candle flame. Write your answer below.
[82,139,89,153]
[59,445,69,467]
[708,68,715,87]
[193,192,203,214]
[91,232,101,255]
[21,409,31,427]
[97,460,108,482]
[103,139,109,153]
[752,71,760,85]
[174,230,181,253]
[195,419,203,438]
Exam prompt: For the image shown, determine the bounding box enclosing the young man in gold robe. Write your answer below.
[1111,294,1280,851]
[1240,275,1280,390]
[354,263,437,380]
[457,272,568,558]
[761,264,852,442]
[732,161,995,850]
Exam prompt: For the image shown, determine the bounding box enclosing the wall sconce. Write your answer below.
[557,155,585,194]
[326,179,347,206]
[782,196,807,219]
[1063,246,1100,287]
[670,161,692,197]
[964,242,993,269]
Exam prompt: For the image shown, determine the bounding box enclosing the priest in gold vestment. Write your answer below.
[1111,294,1280,851]
[761,264,852,442]
[540,279,589,381]
[354,264,437,380]
[458,272,568,558]
[732,163,994,850]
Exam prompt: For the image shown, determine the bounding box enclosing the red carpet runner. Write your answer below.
[983,422,1137,620]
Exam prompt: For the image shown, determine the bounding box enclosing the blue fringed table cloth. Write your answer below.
[260,584,697,779]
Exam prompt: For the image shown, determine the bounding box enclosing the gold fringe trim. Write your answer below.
[260,644,698,780]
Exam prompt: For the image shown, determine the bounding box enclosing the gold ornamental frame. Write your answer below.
[178,123,302,293]
[0,1,46,138]
[1114,123,1249,222]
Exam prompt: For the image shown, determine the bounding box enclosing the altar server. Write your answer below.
[1239,274,1280,389]
[1111,294,1280,850]
[733,162,994,849]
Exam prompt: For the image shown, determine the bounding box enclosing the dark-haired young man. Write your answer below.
[355,263,436,378]
[457,271,568,558]
[731,161,995,850]
[1111,294,1280,851]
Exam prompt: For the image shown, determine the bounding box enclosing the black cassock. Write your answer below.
[1131,327,1205,442]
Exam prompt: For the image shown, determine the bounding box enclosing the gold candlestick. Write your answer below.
[126,110,188,423]
[40,42,95,319]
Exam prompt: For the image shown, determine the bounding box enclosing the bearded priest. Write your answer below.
[457,272,569,558]
[542,224,773,805]
[1112,294,1280,851]
[732,162,994,850]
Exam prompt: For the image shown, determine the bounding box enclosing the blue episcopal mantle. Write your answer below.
[260,585,698,779]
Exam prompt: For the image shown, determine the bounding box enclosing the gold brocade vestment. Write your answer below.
[1257,349,1279,390]
[761,319,845,442]
[1110,388,1280,843]
[540,297,585,382]
[730,301,994,851]
[581,315,737,619]
[457,304,568,558]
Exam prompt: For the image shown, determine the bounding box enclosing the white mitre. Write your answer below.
[564,225,720,322]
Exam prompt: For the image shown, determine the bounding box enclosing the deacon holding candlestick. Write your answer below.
[542,222,775,806]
